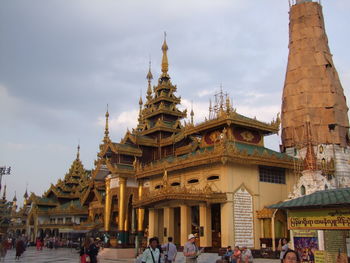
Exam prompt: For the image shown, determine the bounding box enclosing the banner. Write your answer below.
[288,209,350,230]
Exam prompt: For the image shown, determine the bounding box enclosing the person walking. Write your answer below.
[141,237,161,263]
[80,238,91,263]
[88,238,99,263]
[15,237,25,260]
[162,237,177,263]
[0,238,8,262]
[183,234,203,263]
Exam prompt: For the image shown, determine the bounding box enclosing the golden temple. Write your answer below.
[4,0,350,253]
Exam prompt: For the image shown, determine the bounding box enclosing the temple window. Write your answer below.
[259,166,286,184]
[187,178,199,184]
[207,175,220,181]
[57,218,63,224]
[170,182,180,187]
[66,217,72,223]
[155,184,163,189]
[301,185,306,196]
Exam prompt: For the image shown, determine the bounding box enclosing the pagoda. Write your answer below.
[281,0,350,187]
[91,34,297,250]
[8,146,90,242]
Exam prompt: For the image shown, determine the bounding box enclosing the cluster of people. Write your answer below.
[141,236,178,263]
[79,237,101,263]
[222,246,253,263]
[0,235,28,261]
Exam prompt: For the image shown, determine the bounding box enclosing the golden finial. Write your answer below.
[146,60,153,81]
[104,104,110,143]
[138,93,143,125]
[190,101,194,125]
[146,60,153,100]
[226,96,231,113]
[23,185,28,199]
[76,144,80,160]
[161,32,169,76]
[13,191,17,202]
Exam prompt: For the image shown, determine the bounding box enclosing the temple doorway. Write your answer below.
[191,205,200,247]
[211,203,221,247]
[173,207,181,246]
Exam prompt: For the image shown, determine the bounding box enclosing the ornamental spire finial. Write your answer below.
[146,60,153,100]
[161,32,169,76]
[190,101,194,125]
[76,144,80,160]
[104,104,110,143]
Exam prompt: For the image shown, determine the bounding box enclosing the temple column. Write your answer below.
[104,177,112,232]
[148,208,159,238]
[180,205,191,246]
[221,202,234,247]
[199,203,212,247]
[137,181,145,235]
[164,207,174,241]
[118,177,127,244]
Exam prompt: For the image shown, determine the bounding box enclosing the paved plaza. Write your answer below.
[1,247,279,262]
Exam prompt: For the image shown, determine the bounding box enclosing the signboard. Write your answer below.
[234,187,254,247]
[288,209,350,230]
[314,250,325,263]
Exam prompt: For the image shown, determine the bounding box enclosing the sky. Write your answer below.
[1,0,350,206]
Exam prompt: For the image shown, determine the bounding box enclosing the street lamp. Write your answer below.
[0,166,11,192]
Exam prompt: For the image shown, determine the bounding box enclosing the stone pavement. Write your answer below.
[1,247,279,262]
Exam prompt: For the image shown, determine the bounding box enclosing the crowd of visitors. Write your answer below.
[221,245,253,263]
[0,235,28,261]
[79,237,101,263]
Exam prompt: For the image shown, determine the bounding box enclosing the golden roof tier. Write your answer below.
[281,0,349,149]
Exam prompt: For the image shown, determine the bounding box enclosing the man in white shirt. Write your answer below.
[141,237,161,263]
[162,237,177,263]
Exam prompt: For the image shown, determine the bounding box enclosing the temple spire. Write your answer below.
[76,144,80,160]
[13,191,17,202]
[190,101,194,125]
[138,93,143,125]
[103,105,110,143]
[146,60,153,101]
[161,32,169,78]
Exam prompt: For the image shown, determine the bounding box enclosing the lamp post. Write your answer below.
[0,166,11,192]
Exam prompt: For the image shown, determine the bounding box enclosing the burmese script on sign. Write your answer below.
[289,216,350,230]
[234,188,254,247]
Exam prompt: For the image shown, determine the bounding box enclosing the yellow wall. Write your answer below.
[146,161,297,249]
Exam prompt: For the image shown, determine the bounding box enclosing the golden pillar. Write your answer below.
[180,205,191,246]
[164,207,174,239]
[221,202,234,247]
[148,208,159,238]
[137,181,145,233]
[104,177,112,232]
[118,177,127,243]
[118,177,126,231]
[199,203,212,247]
